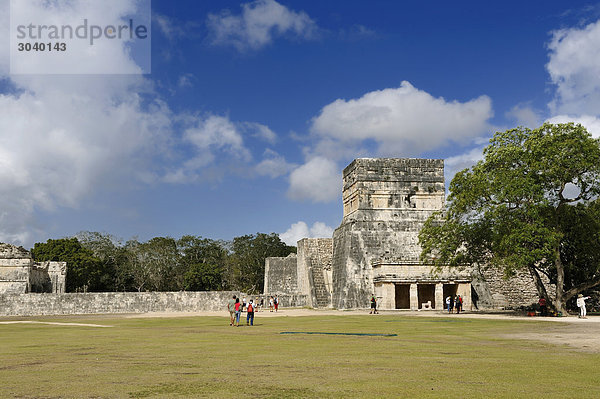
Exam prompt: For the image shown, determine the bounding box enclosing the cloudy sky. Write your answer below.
[1,0,600,248]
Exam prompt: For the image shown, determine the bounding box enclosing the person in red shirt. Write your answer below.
[234,298,241,326]
[539,297,547,316]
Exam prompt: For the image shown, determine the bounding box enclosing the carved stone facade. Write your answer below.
[265,158,551,310]
[330,158,470,309]
[0,243,66,294]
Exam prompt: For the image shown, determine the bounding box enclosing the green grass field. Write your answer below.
[1,313,598,398]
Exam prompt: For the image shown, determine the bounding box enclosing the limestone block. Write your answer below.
[0,267,31,281]
[0,243,31,259]
[264,254,298,295]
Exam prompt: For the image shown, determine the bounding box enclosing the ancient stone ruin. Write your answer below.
[265,158,553,310]
[0,243,66,294]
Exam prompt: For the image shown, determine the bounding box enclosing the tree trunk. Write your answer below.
[528,265,551,308]
[554,247,567,315]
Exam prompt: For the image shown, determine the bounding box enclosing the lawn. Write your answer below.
[0,313,598,398]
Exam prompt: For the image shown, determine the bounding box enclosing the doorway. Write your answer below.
[417,284,435,309]
[395,284,410,309]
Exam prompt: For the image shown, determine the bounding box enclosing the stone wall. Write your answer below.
[472,266,556,310]
[0,291,308,316]
[264,254,298,295]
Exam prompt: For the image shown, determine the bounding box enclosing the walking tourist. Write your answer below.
[577,294,591,319]
[246,300,255,326]
[370,294,378,314]
[234,297,242,326]
[228,295,237,326]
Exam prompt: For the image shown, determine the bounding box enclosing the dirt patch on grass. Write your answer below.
[502,322,600,353]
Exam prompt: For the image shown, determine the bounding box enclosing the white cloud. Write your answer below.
[161,115,255,184]
[279,221,334,246]
[8,0,149,75]
[177,73,195,88]
[256,149,294,178]
[245,122,277,143]
[0,1,8,75]
[287,157,340,202]
[154,13,184,40]
[546,114,600,138]
[207,0,317,51]
[444,147,485,188]
[0,78,173,245]
[310,81,493,156]
[505,104,542,128]
[0,1,283,245]
[547,19,600,115]
[184,115,251,161]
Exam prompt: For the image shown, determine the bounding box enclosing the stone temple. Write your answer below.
[265,158,553,310]
[0,243,66,294]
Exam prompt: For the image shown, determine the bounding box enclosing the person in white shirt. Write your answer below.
[576,294,591,319]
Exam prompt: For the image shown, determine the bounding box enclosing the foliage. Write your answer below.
[31,231,294,293]
[76,231,130,291]
[179,235,227,291]
[420,123,600,312]
[125,237,180,292]
[226,233,296,294]
[31,237,105,292]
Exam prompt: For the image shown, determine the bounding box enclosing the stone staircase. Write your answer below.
[311,260,330,308]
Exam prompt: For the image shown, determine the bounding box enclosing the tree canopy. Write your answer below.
[32,237,106,292]
[419,123,600,313]
[31,232,295,294]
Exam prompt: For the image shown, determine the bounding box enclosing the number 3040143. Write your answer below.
[17,42,67,52]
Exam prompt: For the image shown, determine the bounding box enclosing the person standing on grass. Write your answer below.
[539,297,547,316]
[456,295,463,313]
[370,294,378,314]
[269,296,274,312]
[234,297,242,326]
[446,295,451,312]
[228,295,237,326]
[448,295,454,313]
[577,294,591,319]
[274,295,279,312]
[246,300,255,326]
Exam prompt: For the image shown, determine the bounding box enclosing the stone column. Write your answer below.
[382,283,395,310]
[457,282,472,310]
[435,283,444,310]
[410,283,418,310]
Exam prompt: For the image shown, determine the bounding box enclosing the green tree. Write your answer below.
[419,123,600,314]
[126,237,180,292]
[31,238,105,292]
[76,231,130,291]
[178,235,227,291]
[226,233,295,294]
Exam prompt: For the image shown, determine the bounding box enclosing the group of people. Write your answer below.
[227,295,264,327]
[446,294,463,313]
[268,295,279,312]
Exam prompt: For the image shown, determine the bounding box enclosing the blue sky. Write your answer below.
[2,0,600,248]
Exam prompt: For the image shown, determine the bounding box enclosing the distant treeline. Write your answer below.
[31,232,296,294]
